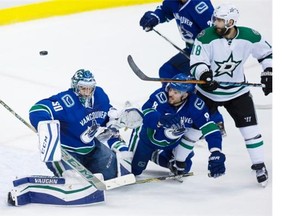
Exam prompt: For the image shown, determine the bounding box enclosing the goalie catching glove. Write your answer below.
[106,107,143,130]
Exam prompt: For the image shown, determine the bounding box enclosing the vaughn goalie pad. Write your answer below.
[8,172,105,206]
[38,120,62,162]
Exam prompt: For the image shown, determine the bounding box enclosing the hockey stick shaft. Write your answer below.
[135,172,194,184]
[0,99,36,132]
[0,99,107,190]
[152,29,190,60]
[127,55,264,87]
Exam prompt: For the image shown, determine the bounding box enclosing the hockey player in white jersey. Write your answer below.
[189,4,272,186]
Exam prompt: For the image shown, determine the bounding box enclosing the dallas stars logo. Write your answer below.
[214,53,241,77]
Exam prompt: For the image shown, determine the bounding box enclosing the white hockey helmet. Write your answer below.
[213,4,239,28]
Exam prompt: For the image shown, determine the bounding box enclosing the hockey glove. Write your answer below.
[158,113,181,128]
[208,151,226,178]
[169,160,186,176]
[261,67,272,96]
[140,11,160,32]
[199,70,219,92]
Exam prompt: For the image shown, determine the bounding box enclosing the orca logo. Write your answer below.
[195,2,209,14]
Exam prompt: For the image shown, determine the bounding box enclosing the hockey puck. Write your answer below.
[39,50,48,55]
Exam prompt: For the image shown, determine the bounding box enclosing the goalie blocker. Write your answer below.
[38,120,62,162]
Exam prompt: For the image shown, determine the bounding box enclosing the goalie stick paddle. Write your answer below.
[135,172,194,184]
[127,55,264,87]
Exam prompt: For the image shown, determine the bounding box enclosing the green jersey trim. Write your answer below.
[196,26,262,44]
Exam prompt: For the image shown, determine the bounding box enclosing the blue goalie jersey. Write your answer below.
[29,87,112,155]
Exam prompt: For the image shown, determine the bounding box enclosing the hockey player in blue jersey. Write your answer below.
[8,69,142,206]
[128,73,226,178]
[139,0,226,136]
[140,0,213,78]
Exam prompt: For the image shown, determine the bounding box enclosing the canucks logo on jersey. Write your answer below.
[163,118,186,140]
[195,2,209,14]
[80,119,99,143]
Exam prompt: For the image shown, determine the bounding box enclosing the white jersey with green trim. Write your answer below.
[190,26,272,102]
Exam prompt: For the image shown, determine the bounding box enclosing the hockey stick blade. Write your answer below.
[135,172,194,184]
[127,55,263,87]
[104,174,136,190]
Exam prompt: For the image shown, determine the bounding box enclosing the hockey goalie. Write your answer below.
[7,69,143,206]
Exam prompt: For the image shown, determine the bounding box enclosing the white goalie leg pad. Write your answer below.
[38,120,62,162]
[115,151,133,174]
[8,170,105,206]
[103,152,135,190]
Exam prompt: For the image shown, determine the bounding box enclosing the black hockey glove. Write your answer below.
[208,151,226,178]
[139,11,160,32]
[261,67,272,96]
[158,113,181,128]
[169,160,186,176]
[199,70,219,92]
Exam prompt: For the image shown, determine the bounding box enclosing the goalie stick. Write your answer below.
[127,55,264,87]
[135,172,194,184]
[0,99,135,190]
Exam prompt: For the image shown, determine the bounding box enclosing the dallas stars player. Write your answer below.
[190,4,272,186]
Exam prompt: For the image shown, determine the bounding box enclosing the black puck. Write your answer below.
[39,50,48,55]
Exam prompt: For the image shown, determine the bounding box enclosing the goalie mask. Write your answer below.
[71,69,96,108]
